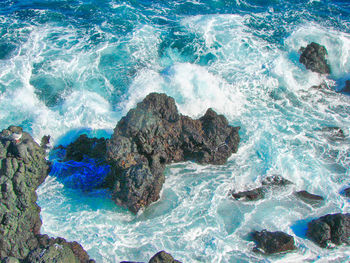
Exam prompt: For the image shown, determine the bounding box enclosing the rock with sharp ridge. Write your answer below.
[148,251,182,263]
[105,92,240,213]
[299,42,330,74]
[307,213,350,248]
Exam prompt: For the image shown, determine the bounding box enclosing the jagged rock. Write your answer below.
[295,191,324,205]
[251,230,296,254]
[307,213,350,248]
[299,42,330,74]
[105,93,240,213]
[0,126,93,262]
[65,134,106,162]
[231,175,292,202]
[148,251,182,263]
[25,243,78,263]
[232,187,265,201]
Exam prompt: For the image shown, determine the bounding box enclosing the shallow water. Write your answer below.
[1,0,350,262]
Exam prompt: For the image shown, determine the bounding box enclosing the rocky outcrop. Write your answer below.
[321,127,345,141]
[295,191,324,205]
[148,251,182,263]
[343,187,350,198]
[231,175,292,201]
[0,126,92,262]
[105,93,240,213]
[251,230,296,254]
[299,42,330,74]
[307,213,350,248]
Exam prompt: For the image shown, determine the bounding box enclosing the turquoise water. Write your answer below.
[1,0,350,262]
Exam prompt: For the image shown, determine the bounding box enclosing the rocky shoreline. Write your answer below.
[1,41,350,261]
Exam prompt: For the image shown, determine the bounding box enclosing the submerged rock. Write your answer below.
[295,190,324,205]
[251,230,296,254]
[105,93,240,213]
[0,126,93,262]
[231,175,292,202]
[148,251,182,263]
[299,42,330,74]
[307,213,350,248]
[321,127,345,141]
[232,187,265,201]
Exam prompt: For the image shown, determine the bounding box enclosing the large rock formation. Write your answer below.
[307,213,350,248]
[251,230,296,254]
[0,126,92,262]
[299,42,330,74]
[105,93,240,213]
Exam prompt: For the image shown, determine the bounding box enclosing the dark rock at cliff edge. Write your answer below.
[307,213,350,248]
[299,42,330,74]
[0,126,92,262]
[104,92,240,213]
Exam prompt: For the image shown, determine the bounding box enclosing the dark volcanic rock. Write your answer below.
[232,187,265,201]
[106,93,240,213]
[343,80,350,92]
[299,42,330,74]
[148,251,182,263]
[251,230,296,254]
[261,175,293,187]
[65,134,106,162]
[231,175,292,202]
[295,190,324,205]
[343,187,350,198]
[307,213,350,248]
[0,126,92,262]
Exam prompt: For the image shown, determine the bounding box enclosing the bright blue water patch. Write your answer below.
[50,158,110,191]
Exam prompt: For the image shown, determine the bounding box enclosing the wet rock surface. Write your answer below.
[299,42,330,74]
[148,251,182,263]
[295,191,324,205]
[343,80,350,92]
[343,187,350,197]
[105,93,240,213]
[307,213,350,248]
[0,126,93,262]
[231,175,292,201]
[321,127,345,141]
[251,230,296,254]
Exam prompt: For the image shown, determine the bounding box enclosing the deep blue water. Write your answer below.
[1,0,350,262]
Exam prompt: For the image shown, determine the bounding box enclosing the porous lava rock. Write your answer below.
[307,213,350,248]
[0,126,93,262]
[105,92,240,213]
[299,42,330,74]
[251,230,296,254]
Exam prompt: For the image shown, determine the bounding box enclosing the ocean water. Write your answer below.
[1,0,350,262]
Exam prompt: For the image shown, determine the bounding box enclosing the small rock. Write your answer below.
[321,127,345,140]
[232,187,265,201]
[343,187,350,197]
[261,175,293,187]
[343,80,350,92]
[295,190,324,205]
[251,230,296,254]
[148,251,182,263]
[299,42,330,74]
[307,213,350,248]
